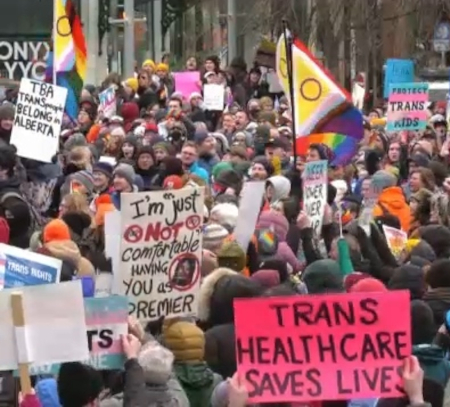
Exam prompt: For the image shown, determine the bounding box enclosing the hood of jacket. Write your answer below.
[174,362,214,389]
[0,176,21,191]
[375,186,410,231]
[45,239,82,266]
[267,175,291,202]
[44,240,95,277]
[377,186,408,211]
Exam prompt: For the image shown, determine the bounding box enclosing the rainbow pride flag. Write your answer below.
[48,0,87,121]
[276,34,363,165]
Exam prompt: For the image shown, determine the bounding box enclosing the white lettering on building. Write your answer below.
[0,41,50,81]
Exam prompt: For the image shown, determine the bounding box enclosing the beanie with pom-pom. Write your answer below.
[350,277,387,293]
[43,219,71,244]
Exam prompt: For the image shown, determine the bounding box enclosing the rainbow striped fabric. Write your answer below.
[49,0,87,121]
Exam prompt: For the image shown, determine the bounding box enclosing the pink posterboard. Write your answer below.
[173,71,201,99]
[234,290,411,404]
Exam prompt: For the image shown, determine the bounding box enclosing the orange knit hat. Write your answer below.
[163,175,184,190]
[43,219,71,244]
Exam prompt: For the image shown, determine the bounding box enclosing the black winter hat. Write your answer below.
[409,240,436,264]
[426,259,450,289]
[0,145,16,173]
[58,362,103,407]
[62,211,92,237]
[215,169,242,191]
[252,156,274,177]
[93,162,113,179]
[419,225,450,258]
[388,264,426,300]
[411,299,435,345]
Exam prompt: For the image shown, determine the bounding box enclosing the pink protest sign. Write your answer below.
[173,71,201,99]
[387,82,428,131]
[234,291,411,404]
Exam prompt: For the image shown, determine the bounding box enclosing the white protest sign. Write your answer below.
[234,181,266,250]
[99,86,116,118]
[352,82,365,110]
[10,79,67,163]
[303,160,328,236]
[104,210,121,294]
[383,225,407,261]
[358,178,384,236]
[120,188,204,323]
[203,84,225,111]
[0,280,88,370]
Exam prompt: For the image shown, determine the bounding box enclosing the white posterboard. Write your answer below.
[104,210,121,294]
[99,86,117,118]
[303,160,328,236]
[120,188,205,323]
[10,78,67,163]
[0,280,88,370]
[203,84,225,111]
[234,181,265,250]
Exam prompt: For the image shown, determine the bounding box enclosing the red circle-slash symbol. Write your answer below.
[185,215,201,231]
[124,225,143,243]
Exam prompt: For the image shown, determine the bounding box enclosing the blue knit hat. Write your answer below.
[93,162,113,179]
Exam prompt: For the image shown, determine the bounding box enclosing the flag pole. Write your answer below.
[52,0,57,85]
[282,19,298,164]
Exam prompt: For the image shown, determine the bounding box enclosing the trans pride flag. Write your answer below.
[46,0,87,121]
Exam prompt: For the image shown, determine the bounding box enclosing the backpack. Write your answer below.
[0,191,40,234]
[255,227,279,261]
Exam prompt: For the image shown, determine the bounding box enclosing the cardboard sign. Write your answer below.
[303,160,328,236]
[120,188,204,323]
[0,280,88,370]
[0,244,62,288]
[383,59,414,99]
[99,86,116,118]
[234,291,411,403]
[21,296,128,375]
[387,82,428,131]
[10,78,67,163]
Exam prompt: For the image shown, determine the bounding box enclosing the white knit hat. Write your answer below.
[210,203,239,232]
[203,223,229,250]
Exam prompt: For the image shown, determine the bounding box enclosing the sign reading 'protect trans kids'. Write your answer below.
[386,82,428,131]
[0,244,62,288]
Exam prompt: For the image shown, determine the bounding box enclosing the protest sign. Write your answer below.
[358,178,383,236]
[10,78,67,163]
[0,244,61,288]
[352,83,365,109]
[387,82,428,131]
[383,59,414,98]
[98,86,116,118]
[0,280,88,370]
[303,160,328,236]
[234,181,266,251]
[382,225,407,260]
[203,84,225,110]
[21,295,128,375]
[173,71,200,98]
[120,188,204,322]
[234,290,411,403]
